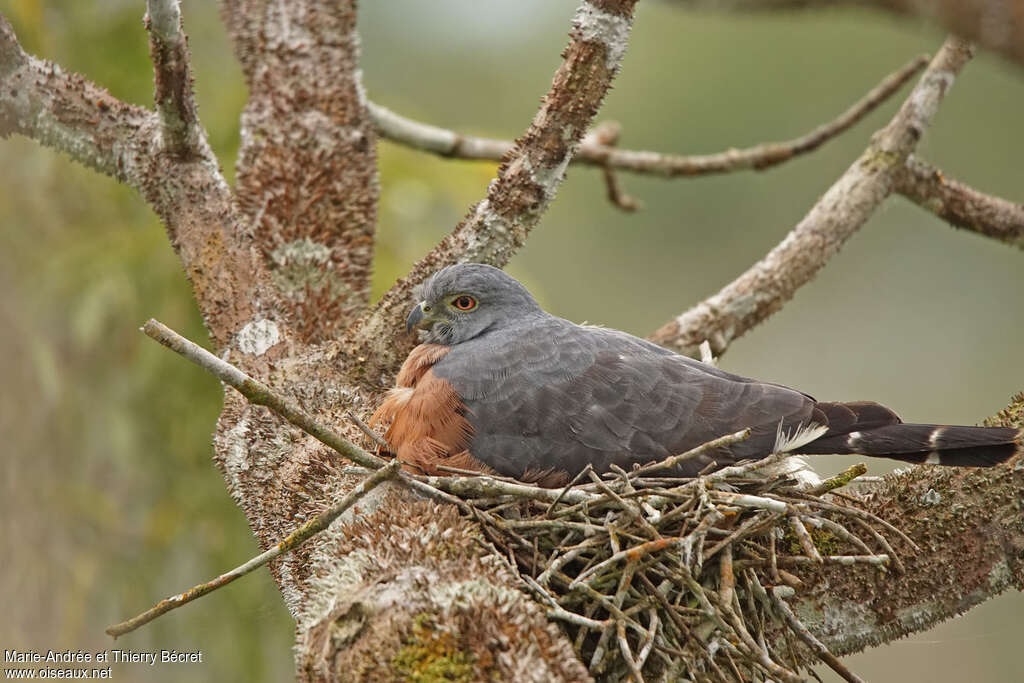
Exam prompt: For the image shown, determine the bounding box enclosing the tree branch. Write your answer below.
[649,36,973,358]
[349,0,640,375]
[0,14,153,183]
[220,0,380,340]
[789,392,1024,656]
[369,54,926,178]
[668,0,1024,69]
[895,155,1024,249]
[145,0,202,157]
[0,10,275,350]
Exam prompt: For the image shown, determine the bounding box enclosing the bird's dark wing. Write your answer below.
[433,316,818,478]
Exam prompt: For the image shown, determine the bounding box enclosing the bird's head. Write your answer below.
[406,263,542,345]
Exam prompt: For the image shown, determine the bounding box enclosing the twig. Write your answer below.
[572,537,686,588]
[806,462,867,495]
[105,459,402,637]
[142,319,386,470]
[649,37,973,358]
[617,619,646,682]
[788,515,824,563]
[719,545,736,610]
[345,410,388,449]
[544,464,593,517]
[733,554,890,570]
[369,55,926,177]
[895,155,1024,250]
[628,429,751,478]
[588,121,641,211]
[769,586,867,683]
[421,473,598,506]
[702,511,779,562]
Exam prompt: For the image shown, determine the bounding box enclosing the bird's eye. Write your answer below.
[452,295,477,311]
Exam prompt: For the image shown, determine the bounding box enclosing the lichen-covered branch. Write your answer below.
[895,155,1024,249]
[669,0,1024,69]
[0,11,274,350]
[790,392,1024,656]
[349,0,640,374]
[649,36,973,358]
[220,0,380,341]
[145,0,202,157]
[0,14,153,183]
[370,54,926,177]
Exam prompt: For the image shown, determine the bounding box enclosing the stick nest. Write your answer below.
[425,445,910,682]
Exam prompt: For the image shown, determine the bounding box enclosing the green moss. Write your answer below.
[781,525,841,556]
[391,614,477,682]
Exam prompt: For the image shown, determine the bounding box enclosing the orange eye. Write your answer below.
[452,295,477,311]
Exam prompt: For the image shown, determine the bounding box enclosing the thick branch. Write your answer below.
[220,0,380,340]
[895,155,1024,249]
[649,36,972,358]
[349,0,639,375]
[670,0,1024,69]
[145,0,202,157]
[793,393,1024,655]
[370,54,926,177]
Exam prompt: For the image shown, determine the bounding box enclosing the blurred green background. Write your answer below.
[1,1,1021,680]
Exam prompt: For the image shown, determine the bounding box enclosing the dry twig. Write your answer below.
[106,459,402,637]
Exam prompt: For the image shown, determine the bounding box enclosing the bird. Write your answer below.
[371,263,1021,486]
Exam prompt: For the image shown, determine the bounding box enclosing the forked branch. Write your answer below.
[649,36,973,358]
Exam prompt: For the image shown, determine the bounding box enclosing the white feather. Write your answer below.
[765,421,830,488]
[773,421,828,453]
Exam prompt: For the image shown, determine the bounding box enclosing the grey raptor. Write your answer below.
[372,264,1021,485]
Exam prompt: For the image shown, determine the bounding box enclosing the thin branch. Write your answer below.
[345,409,389,450]
[591,120,642,211]
[649,36,973,357]
[627,428,751,478]
[895,155,1024,249]
[349,0,640,372]
[105,459,402,637]
[369,55,926,177]
[144,0,202,156]
[142,319,386,470]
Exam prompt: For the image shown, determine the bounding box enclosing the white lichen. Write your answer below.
[236,318,281,356]
[573,2,632,71]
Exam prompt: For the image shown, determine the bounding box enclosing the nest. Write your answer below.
[421,434,911,682]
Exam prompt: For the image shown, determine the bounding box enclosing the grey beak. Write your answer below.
[405,303,425,333]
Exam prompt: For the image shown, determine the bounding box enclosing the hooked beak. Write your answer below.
[406,301,430,333]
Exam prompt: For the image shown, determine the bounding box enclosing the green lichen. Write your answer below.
[391,614,477,682]
[781,525,841,556]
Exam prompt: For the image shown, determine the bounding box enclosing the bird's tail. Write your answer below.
[795,401,1022,467]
